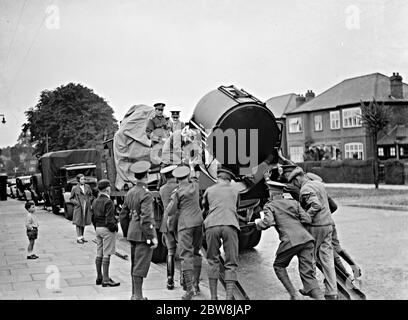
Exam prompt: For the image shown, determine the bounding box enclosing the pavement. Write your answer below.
[0,199,212,300]
[324,183,408,190]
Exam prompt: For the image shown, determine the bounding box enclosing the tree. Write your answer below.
[23,83,118,155]
[360,99,391,188]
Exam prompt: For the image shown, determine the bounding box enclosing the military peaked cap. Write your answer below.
[216,165,236,180]
[170,111,180,116]
[154,103,165,109]
[172,166,190,179]
[130,161,151,174]
[160,164,178,174]
[281,164,298,174]
[306,172,323,182]
[286,167,304,182]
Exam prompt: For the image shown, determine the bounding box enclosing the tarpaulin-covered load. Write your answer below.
[39,149,102,187]
[113,105,156,190]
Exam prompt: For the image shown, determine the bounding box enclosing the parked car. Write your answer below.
[15,176,32,201]
[7,178,17,198]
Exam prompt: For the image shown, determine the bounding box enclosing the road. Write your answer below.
[233,205,408,300]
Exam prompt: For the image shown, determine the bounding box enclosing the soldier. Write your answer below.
[165,164,203,300]
[119,161,158,300]
[145,103,172,145]
[287,167,338,300]
[254,180,324,300]
[202,165,240,300]
[170,111,185,132]
[158,164,178,290]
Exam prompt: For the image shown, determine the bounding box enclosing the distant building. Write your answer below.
[377,125,408,160]
[283,72,408,163]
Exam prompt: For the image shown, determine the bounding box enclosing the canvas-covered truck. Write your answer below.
[36,149,102,219]
[103,86,283,263]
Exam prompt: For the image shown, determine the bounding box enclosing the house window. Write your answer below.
[342,107,362,128]
[288,117,302,133]
[378,147,384,156]
[390,147,396,156]
[330,111,340,129]
[400,147,404,156]
[289,146,304,163]
[314,115,323,131]
[345,142,363,159]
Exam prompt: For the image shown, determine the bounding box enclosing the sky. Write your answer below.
[0,0,407,148]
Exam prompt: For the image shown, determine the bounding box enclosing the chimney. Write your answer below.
[305,90,315,102]
[296,94,306,108]
[390,72,403,99]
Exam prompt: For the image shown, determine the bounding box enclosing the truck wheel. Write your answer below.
[64,202,74,221]
[151,230,167,263]
[238,210,262,251]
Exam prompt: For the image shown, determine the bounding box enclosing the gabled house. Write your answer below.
[283,72,408,163]
[377,125,408,160]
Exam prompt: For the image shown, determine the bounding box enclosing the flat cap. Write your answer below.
[172,166,190,179]
[160,164,178,174]
[306,172,323,182]
[154,103,165,109]
[130,161,151,174]
[97,179,111,191]
[286,166,304,182]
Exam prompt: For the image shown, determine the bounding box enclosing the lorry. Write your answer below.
[103,85,283,263]
[36,149,102,219]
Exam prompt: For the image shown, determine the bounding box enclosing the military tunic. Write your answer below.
[159,178,178,254]
[258,198,320,293]
[165,177,203,272]
[299,180,337,296]
[171,120,185,132]
[202,182,240,281]
[145,115,172,143]
[119,182,157,277]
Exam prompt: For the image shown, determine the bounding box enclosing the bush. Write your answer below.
[383,160,404,185]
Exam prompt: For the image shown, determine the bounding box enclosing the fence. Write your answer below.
[297,159,406,184]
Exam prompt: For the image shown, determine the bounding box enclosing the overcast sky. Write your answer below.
[0,0,407,148]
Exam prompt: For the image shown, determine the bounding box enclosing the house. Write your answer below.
[377,125,408,160]
[283,72,408,163]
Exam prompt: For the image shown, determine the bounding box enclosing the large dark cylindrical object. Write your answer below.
[190,85,281,178]
[0,174,8,201]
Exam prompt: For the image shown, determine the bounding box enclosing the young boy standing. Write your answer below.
[25,201,39,259]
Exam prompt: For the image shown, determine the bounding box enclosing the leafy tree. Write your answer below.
[360,99,391,189]
[23,83,118,155]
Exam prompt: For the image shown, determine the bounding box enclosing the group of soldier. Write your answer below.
[112,102,363,300]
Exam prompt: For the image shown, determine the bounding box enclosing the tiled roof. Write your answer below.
[286,73,408,115]
[265,93,298,118]
[378,125,408,145]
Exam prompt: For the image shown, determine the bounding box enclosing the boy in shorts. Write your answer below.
[25,201,39,259]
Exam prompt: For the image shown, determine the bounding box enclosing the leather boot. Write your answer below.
[209,278,218,300]
[193,264,202,295]
[181,270,194,300]
[166,255,175,290]
[95,257,103,285]
[225,280,235,300]
[307,288,324,300]
[275,267,298,300]
[130,276,136,300]
[324,294,338,300]
[102,257,120,287]
[133,275,146,300]
[339,250,362,278]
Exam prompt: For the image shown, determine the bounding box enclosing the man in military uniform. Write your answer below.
[170,110,185,132]
[165,164,203,300]
[287,167,338,300]
[119,161,158,300]
[145,103,172,145]
[158,164,178,290]
[202,165,240,300]
[254,180,324,300]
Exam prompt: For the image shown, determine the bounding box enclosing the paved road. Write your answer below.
[235,205,408,300]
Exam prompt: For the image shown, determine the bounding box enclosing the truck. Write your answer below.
[103,85,283,263]
[36,149,102,219]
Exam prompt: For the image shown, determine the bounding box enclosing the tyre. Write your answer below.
[151,230,168,263]
[64,202,74,220]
